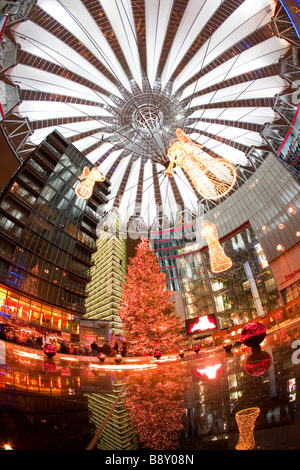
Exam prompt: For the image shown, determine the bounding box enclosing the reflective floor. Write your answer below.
[1,320,300,451]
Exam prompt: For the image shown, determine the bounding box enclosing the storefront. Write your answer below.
[0,283,80,341]
[270,243,300,304]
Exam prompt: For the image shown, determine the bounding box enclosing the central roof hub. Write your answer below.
[132,104,164,135]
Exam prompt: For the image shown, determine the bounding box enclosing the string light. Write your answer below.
[165,129,237,200]
[288,206,296,215]
[201,221,233,273]
[235,407,260,450]
[75,166,105,200]
[276,244,285,252]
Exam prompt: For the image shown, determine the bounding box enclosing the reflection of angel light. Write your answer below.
[202,221,233,273]
[189,315,216,333]
[195,364,222,380]
[235,407,260,450]
[165,129,237,200]
[75,166,105,200]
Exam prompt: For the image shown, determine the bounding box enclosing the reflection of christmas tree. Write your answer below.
[124,364,189,450]
[21,264,39,296]
[118,239,185,356]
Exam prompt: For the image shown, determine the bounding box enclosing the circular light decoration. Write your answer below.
[245,350,271,377]
[240,321,266,348]
[43,344,57,359]
[3,0,292,228]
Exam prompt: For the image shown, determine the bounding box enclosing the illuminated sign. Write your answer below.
[194,364,222,380]
[186,315,216,334]
[280,1,300,37]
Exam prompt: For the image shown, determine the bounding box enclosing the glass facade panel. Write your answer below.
[6,291,18,317]
[178,224,281,333]
[52,308,62,330]
[18,297,30,321]
[29,301,41,325]
[0,287,7,318]
[41,305,52,327]
[61,311,71,332]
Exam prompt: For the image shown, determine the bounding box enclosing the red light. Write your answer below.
[288,207,296,215]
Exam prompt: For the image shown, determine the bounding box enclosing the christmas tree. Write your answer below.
[118,238,185,356]
[124,364,189,449]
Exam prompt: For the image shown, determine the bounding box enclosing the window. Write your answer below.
[18,297,30,321]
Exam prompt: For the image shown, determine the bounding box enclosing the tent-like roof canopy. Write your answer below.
[5,0,292,228]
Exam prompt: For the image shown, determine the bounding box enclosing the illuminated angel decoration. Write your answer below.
[201,221,233,273]
[75,166,105,200]
[165,129,237,200]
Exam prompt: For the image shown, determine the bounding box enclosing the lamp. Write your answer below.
[165,129,237,200]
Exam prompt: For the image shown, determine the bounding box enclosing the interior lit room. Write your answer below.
[0,0,300,453]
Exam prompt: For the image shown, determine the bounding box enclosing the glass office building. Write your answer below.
[0,130,110,339]
[178,224,281,332]
[84,230,127,337]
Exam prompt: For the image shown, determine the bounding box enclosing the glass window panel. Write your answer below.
[18,297,30,321]
[52,308,62,330]
[6,291,19,317]
[71,315,80,334]
[29,301,41,325]
[41,305,52,327]
[61,311,71,332]
[0,287,7,311]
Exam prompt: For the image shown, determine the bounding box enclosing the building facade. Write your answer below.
[84,230,127,338]
[0,130,110,341]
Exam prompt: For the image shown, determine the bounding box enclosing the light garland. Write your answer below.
[235,407,260,450]
[201,221,233,273]
[75,166,105,200]
[165,129,237,200]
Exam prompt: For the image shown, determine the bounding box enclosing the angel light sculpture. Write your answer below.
[165,129,237,200]
[201,221,233,273]
[75,166,105,200]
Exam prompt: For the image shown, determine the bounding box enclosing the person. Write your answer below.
[60,340,68,354]
[90,340,98,356]
[102,342,111,356]
[69,344,75,354]
[114,341,119,354]
[121,341,127,357]
[109,348,117,357]
[42,333,51,347]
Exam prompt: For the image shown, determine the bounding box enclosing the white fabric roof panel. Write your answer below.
[3,0,294,229]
